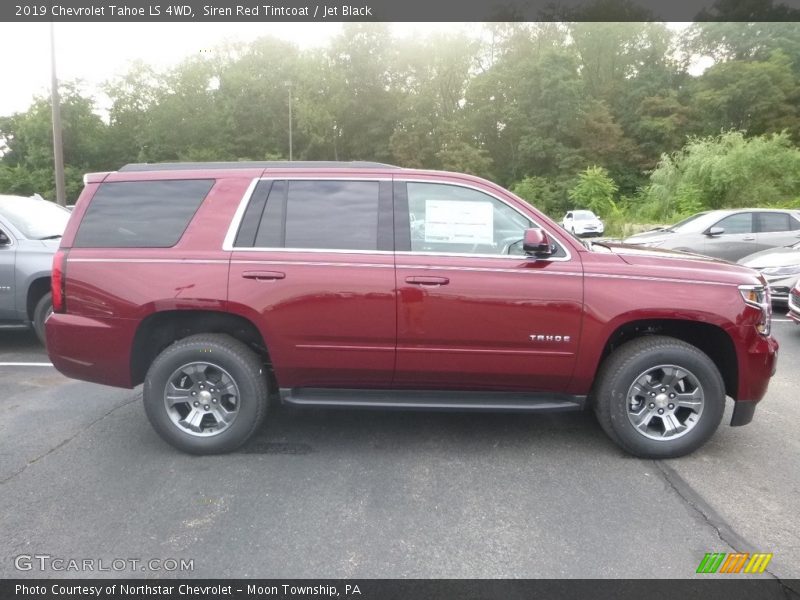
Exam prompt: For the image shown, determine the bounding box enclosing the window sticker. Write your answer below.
[424,200,493,244]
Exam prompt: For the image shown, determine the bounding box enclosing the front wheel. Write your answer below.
[593,336,725,458]
[143,334,269,454]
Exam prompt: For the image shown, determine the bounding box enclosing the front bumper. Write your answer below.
[731,332,778,426]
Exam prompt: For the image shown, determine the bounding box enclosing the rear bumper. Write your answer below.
[46,313,136,388]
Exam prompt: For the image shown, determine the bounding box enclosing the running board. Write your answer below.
[279,388,586,413]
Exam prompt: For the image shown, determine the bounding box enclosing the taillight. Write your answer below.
[52,249,67,313]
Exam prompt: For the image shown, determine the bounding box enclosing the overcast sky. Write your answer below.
[0,22,482,116]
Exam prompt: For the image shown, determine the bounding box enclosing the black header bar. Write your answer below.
[4,0,800,22]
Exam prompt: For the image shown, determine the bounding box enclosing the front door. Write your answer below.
[393,180,583,392]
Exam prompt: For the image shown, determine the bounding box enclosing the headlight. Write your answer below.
[760,265,800,277]
[739,284,772,336]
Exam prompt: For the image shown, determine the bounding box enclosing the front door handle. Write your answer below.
[743,236,756,241]
[242,270,285,281]
[405,276,450,286]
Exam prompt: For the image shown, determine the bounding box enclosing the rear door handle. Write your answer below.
[242,270,285,281]
[405,276,450,286]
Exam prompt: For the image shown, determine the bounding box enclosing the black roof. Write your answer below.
[119,161,400,172]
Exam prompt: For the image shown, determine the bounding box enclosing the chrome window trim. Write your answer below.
[221,177,259,250]
[222,175,575,262]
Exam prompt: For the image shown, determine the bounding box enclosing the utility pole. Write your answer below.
[285,81,293,161]
[50,22,66,206]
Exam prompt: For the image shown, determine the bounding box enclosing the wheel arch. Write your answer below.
[593,318,738,401]
[26,276,51,321]
[130,310,271,388]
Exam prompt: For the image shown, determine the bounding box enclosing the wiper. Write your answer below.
[587,240,615,251]
[37,234,62,240]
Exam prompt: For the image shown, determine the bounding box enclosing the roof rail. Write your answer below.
[119,161,400,172]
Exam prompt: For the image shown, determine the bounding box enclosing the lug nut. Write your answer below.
[204,405,210,410]
[191,391,197,396]
[669,393,675,398]
[649,403,655,408]
[668,403,674,409]
[198,384,204,389]
[658,408,664,414]
[193,401,199,407]
[660,387,667,392]
[649,392,655,397]
[212,398,217,403]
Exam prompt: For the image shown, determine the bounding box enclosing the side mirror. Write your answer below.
[523,228,554,257]
[0,231,10,246]
[706,226,724,236]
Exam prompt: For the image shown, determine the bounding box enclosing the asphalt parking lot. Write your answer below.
[0,317,798,582]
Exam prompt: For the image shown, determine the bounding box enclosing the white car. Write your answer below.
[563,210,604,237]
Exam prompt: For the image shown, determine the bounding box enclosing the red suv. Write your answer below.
[46,162,778,457]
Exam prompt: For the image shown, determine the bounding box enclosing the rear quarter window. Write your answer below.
[73,179,214,248]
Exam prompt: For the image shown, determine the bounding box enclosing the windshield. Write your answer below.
[573,211,596,220]
[668,212,710,232]
[0,197,70,239]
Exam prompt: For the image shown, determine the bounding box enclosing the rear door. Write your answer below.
[228,176,396,389]
[755,211,800,252]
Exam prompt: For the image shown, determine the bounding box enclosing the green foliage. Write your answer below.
[568,166,619,216]
[2,22,800,210]
[642,131,800,221]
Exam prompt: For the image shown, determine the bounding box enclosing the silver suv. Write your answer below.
[624,208,800,261]
[0,195,70,344]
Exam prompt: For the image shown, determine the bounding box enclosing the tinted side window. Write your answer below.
[756,212,790,233]
[74,180,213,248]
[252,180,380,251]
[715,213,753,235]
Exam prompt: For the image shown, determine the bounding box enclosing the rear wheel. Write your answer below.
[593,336,725,458]
[32,292,53,346]
[143,334,269,454]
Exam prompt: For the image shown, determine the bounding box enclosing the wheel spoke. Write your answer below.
[632,406,658,432]
[661,366,686,390]
[662,413,685,437]
[179,408,205,433]
[165,382,192,407]
[212,406,235,425]
[676,389,703,411]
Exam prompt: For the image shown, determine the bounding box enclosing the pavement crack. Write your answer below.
[654,459,795,592]
[0,394,140,485]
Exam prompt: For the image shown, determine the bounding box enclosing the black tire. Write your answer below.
[32,292,53,346]
[143,333,269,454]
[593,336,725,459]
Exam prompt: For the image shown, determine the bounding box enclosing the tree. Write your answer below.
[568,166,619,216]
[644,131,800,219]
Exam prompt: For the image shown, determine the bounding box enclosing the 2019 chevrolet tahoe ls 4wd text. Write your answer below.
[46,162,779,457]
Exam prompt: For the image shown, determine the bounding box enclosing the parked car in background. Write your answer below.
[623,208,800,262]
[562,210,604,237]
[789,282,800,324]
[738,241,800,305]
[0,194,70,344]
